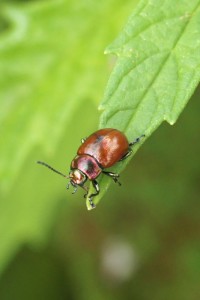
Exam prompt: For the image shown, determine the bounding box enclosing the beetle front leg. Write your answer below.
[81,185,89,198]
[102,171,121,186]
[88,179,100,209]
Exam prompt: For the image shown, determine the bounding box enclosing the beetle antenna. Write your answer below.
[37,161,68,178]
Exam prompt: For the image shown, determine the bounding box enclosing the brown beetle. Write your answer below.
[37,128,144,209]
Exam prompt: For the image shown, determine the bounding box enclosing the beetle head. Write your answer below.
[69,169,87,186]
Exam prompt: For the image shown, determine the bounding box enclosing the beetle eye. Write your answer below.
[69,169,86,185]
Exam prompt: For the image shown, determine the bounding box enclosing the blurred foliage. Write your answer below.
[0,0,138,274]
[0,0,200,299]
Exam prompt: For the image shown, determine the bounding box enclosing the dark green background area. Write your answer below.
[0,0,200,299]
[0,87,199,300]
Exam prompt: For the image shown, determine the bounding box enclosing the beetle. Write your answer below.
[37,128,144,209]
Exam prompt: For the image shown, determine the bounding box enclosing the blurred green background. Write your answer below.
[0,0,200,299]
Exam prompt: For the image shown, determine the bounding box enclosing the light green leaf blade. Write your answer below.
[86,0,200,209]
[0,0,138,273]
[0,1,100,193]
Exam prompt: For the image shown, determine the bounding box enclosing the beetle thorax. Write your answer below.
[71,155,102,180]
[69,169,87,186]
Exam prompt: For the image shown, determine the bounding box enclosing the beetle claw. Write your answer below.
[113,177,121,186]
[72,186,78,194]
[89,198,96,209]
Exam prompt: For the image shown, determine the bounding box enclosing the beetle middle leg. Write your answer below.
[119,149,132,161]
[102,171,121,186]
[88,179,99,209]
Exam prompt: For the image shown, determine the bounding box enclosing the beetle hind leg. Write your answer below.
[102,171,121,186]
[120,134,145,162]
[129,134,145,147]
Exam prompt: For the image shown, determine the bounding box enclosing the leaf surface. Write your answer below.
[86,0,200,209]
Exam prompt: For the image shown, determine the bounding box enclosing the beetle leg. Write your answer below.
[88,180,99,208]
[81,137,87,144]
[120,134,145,161]
[119,149,132,161]
[102,171,121,186]
[81,185,89,198]
[129,134,145,147]
[72,185,78,194]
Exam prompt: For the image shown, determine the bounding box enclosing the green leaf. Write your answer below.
[86,0,200,209]
[0,0,139,273]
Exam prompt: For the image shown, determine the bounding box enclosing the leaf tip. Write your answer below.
[86,200,96,211]
[164,115,176,126]
[169,121,175,125]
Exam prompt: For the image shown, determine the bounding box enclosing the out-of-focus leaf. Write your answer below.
[0,0,138,273]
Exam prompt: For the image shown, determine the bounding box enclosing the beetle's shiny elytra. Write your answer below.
[37,128,145,209]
